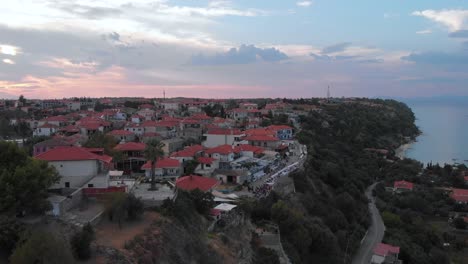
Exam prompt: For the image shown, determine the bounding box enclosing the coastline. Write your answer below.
[395,140,416,159]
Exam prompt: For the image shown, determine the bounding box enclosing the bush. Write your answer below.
[71,223,95,260]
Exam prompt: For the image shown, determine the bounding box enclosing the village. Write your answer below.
[1,96,468,264]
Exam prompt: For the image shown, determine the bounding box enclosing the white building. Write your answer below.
[202,128,244,148]
[33,123,58,137]
[35,147,112,189]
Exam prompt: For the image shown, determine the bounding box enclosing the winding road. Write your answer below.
[351,182,385,264]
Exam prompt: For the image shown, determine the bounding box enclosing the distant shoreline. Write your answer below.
[395,141,414,159]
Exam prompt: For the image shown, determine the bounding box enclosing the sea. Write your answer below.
[399,97,468,166]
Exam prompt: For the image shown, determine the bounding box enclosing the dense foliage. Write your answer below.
[243,99,420,264]
[105,192,144,228]
[0,141,60,215]
[10,230,75,264]
[70,223,95,260]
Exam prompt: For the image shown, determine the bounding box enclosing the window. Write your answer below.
[60,164,63,167]
[88,184,94,187]
[65,182,70,188]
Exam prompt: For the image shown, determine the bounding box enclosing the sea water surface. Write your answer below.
[401,98,468,166]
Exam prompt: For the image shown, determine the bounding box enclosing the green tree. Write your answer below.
[83,132,117,155]
[0,215,25,253]
[0,142,60,215]
[453,217,466,230]
[185,159,199,175]
[71,223,95,260]
[144,138,164,190]
[10,230,75,264]
[253,247,280,264]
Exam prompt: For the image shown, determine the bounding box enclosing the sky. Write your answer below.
[1,0,468,99]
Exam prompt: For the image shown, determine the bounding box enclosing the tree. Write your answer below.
[105,193,144,228]
[189,189,214,215]
[253,247,280,264]
[453,217,466,230]
[71,223,95,260]
[144,138,164,190]
[0,142,60,215]
[185,159,199,175]
[0,215,25,253]
[83,132,118,155]
[10,230,75,264]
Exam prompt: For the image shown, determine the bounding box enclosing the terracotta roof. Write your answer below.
[33,138,74,149]
[234,144,264,154]
[243,135,279,141]
[198,157,216,165]
[139,104,154,109]
[171,145,204,158]
[206,128,242,135]
[141,158,181,169]
[38,123,58,128]
[114,142,146,151]
[205,144,235,155]
[244,128,277,136]
[60,125,80,133]
[156,120,179,127]
[267,125,293,131]
[451,188,468,203]
[176,175,219,192]
[373,243,400,257]
[394,180,414,190]
[108,130,134,136]
[35,146,112,163]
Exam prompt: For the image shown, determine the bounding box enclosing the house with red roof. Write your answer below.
[266,125,294,140]
[371,243,401,264]
[450,188,468,204]
[393,180,414,193]
[114,142,146,173]
[35,146,113,189]
[38,115,69,127]
[33,123,59,137]
[141,158,182,180]
[234,144,264,158]
[202,128,244,148]
[175,175,219,192]
[170,145,205,163]
[194,157,219,176]
[107,129,136,142]
[227,108,261,121]
[205,144,236,162]
[243,132,280,149]
[33,137,76,156]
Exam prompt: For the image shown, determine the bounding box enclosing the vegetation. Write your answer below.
[82,132,118,155]
[10,230,75,264]
[70,223,95,260]
[105,192,144,228]
[240,99,420,264]
[144,138,165,190]
[202,104,226,118]
[0,141,60,215]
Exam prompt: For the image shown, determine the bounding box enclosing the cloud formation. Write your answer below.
[321,42,352,54]
[296,1,312,7]
[191,44,289,65]
[412,9,468,32]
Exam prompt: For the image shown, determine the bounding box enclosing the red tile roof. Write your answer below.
[451,188,468,203]
[38,123,58,128]
[176,175,219,192]
[206,128,242,135]
[108,130,134,136]
[267,125,293,131]
[234,144,264,154]
[114,142,146,151]
[141,158,181,169]
[197,157,216,165]
[243,135,279,142]
[35,146,112,163]
[139,104,154,109]
[205,144,235,155]
[394,180,414,190]
[171,145,204,158]
[142,132,161,137]
[373,243,400,257]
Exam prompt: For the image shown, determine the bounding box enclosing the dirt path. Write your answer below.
[95,211,160,250]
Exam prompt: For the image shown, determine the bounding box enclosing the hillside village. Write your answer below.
[1,96,467,264]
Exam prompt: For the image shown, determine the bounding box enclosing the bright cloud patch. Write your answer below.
[2,59,15,64]
[0,45,20,56]
[412,9,468,32]
[296,1,312,7]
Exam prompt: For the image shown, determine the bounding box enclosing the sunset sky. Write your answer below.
[1,0,468,99]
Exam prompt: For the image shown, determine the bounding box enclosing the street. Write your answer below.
[351,183,385,264]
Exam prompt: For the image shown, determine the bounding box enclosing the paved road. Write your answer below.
[351,183,385,264]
